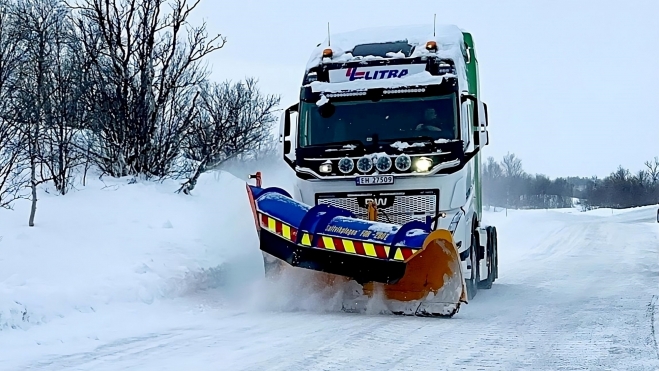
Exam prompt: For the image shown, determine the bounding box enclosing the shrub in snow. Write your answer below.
[178,78,280,194]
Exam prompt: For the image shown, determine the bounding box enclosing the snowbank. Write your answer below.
[0,170,267,332]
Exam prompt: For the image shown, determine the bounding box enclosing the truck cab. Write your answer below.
[278,24,492,295]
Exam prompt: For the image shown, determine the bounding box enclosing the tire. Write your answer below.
[466,227,479,300]
[478,227,495,289]
[492,227,499,281]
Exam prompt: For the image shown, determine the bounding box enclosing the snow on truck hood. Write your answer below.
[305,24,469,92]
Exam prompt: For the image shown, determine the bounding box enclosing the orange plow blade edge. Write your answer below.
[357,229,468,317]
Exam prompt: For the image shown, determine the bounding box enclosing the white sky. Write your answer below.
[190,0,659,179]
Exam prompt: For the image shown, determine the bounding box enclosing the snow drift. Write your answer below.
[0,169,268,332]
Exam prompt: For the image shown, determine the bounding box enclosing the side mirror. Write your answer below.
[461,93,491,163]
[477,100,489,145]
[283,103,298,137]
[280,103,298,168]
[461,93,489,147]
[483,102,489,126]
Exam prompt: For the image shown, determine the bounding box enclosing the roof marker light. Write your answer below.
[426,41,437,51]
[322,48,333,58]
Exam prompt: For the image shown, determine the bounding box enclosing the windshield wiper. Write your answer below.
[305,139,364,148]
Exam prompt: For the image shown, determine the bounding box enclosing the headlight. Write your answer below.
[319,162,332,174]
[338,157,354,174]
[375,155,392,172]
[356,156,373,173]
[414,157,433,172]
[395,154,412,171]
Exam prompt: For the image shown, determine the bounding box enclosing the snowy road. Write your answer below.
[5,204,659,370]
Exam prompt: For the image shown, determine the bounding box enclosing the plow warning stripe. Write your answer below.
[401,248,415,261]
[363,243,376,257]
[282,224,291,239]
[322,236,336,250]
[333,238,346,252]
[259,213,298,243]
[343,240,356,254]
[259,214,416,262]
[354,241,366,256]
[375,245,387,259]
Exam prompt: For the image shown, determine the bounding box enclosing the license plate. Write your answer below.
[355,175,394,186]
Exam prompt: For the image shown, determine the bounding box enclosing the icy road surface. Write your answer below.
[2,177,658,370]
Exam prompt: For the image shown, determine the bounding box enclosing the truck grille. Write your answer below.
[315,189,439,225]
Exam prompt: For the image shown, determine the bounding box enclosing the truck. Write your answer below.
[246,24,498,317]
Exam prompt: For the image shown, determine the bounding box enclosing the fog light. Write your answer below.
[319,162,332,174]
[338,157,354,173]
[357,156,373,173]
[395,154,411,171]
[414,157,433,172]
[375,155,392,172]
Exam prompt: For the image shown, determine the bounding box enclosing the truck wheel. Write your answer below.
[466,229,479,300]
[478,226,495,289]
[492,227,499,281]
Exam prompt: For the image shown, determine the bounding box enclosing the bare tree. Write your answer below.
[0,127,28,209]
[645,156,659,185]
[8,0,74,225]
[178,78,280,194]
[39,7,89,195]
[482,156,504,208]
[502,152,524,178]
[71,0,226,178]
[0,0,29,209]
[247,134,279,162]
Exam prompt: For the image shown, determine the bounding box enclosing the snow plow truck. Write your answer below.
[246,24,498,317]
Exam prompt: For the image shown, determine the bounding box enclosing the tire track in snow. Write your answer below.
[26,331,184,370]
[19,210,659,371]
[651,295,659,360]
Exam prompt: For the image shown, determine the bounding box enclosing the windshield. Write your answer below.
[298,95,458,147]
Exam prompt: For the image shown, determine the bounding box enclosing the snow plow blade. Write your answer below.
[246,184,468,317]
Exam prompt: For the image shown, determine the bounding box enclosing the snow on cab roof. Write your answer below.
[305,23,469,92]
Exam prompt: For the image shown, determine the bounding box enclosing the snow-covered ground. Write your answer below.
[1,161,658,370]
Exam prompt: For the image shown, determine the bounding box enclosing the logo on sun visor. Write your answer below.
[346,67,409,81]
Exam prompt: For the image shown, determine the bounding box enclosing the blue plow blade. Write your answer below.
[246,184,432,284]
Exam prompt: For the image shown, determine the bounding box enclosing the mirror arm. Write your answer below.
[283,155,295,168]
[464,145,481,163]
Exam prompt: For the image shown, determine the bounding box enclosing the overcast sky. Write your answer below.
[189,0,658,179]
